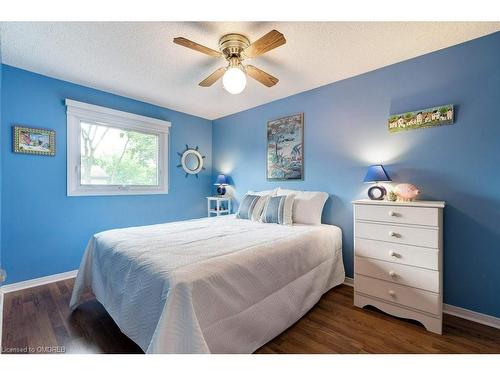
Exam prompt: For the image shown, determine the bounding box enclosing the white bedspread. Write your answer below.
[70,215,344,353]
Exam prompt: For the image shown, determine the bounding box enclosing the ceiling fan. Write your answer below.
[173,30,286,94]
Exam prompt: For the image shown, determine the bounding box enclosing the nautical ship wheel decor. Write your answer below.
[177,145,206,178]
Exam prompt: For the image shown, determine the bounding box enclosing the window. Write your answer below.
[66,99,170,196]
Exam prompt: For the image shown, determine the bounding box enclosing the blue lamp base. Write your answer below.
[217,186,226,195]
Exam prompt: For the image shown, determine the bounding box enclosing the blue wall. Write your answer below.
[1,65,213,284]
[213,32,500,317]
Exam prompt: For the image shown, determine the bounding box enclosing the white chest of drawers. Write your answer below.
[353,199,445,334]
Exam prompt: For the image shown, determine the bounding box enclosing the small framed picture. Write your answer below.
[13,125,56,156]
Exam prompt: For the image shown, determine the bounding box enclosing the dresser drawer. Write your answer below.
[355,221,439,248]
[355,204,439,227]
[355,238,439,270]
[355,256,439,292]
[355,274,440,315]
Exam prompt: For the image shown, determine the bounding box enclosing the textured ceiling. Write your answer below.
[1,22,499,119]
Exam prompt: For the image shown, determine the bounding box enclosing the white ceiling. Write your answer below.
[1,22,499,120]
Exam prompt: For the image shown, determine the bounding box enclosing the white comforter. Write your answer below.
[70,215,344,353]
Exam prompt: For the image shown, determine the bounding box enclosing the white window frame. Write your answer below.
[66,99,170,196]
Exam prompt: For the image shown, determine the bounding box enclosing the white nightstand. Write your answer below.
[207,196,232,217]
[353,199,445,334]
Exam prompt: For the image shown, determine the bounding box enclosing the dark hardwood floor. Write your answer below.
[2,278,499,354]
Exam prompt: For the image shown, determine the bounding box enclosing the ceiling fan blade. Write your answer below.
[199,67,226,87]
[245,65,279,87]
[173,37,223,58]
[243,30,286,58]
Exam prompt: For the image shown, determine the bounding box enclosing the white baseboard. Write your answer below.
[443,303,500,330]
[0,270,78,294]
[343,276,354,287]
[343,276,499,330]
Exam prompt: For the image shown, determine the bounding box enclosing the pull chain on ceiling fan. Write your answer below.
[173,30,286,94]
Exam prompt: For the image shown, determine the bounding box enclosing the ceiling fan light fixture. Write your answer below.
[174,30,285,92]
[222,66,247,95]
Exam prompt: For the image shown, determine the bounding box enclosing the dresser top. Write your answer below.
[352,199,445,208]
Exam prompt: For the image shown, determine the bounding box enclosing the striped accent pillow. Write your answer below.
[260,194,295,225]
[236,194,262,220]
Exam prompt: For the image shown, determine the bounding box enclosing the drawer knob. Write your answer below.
[388,290,396,297]
[389,231,399,237]
[389,251,400,258]
[389,270,397,278]
[388,210,397,217]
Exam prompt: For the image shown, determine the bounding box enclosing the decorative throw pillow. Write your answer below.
[260,194,295,225]
[277,188,329,225]
[236,194,269,221]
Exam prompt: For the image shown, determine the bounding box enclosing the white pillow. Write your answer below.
[277,188,329,225]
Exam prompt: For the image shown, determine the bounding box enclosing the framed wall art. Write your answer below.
[388,104,454,133]
[267,113,303,180]
[13,125,56,156]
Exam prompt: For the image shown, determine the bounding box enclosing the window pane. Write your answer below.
[80,122,159,186]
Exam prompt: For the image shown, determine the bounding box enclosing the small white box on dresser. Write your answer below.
[353,199,445,334]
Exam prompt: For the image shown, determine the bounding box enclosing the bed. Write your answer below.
[69,214,344,353]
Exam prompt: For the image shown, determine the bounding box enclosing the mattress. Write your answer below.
[70,215,344,353]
